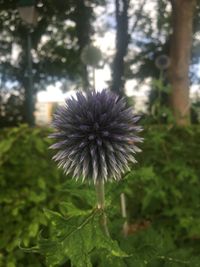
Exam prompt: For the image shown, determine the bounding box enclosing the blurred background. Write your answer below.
[1,0,200,267]
[0,0,200,127]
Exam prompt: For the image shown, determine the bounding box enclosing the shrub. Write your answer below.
[0,125,66,267]
[0,125,200,266]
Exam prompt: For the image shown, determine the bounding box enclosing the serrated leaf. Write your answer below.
[59,201,92,217]
[37,209,128,267]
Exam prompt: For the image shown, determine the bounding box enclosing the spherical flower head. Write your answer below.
[81,45,102,67]
[49,90,143,183]
[155,55,170,70]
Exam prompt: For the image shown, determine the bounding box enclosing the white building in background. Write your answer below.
[35,101,64,126]
[34,93,147,126]
[34,78,200,126]
[35,86,76,126]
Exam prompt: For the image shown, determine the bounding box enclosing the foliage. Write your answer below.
[124,126,200,238]
[25,208,128,267]
[0,0,98,84]
[1,0,200,125]
[0,0,104,126]
[0,125,66,267]
[146,74,173,124]
[126,0,200,84]
[0,93,25,127]
[191,97,200,123]
[0,125,200,266]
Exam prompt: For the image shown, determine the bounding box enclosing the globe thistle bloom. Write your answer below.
[155,55,170,70]
[81,45,102,67]
[49,90,143,183]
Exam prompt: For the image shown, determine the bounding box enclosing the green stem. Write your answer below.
[120,193,129,237]
[156,70,164,126]
[95,179,110,237]
[93,67,96,90]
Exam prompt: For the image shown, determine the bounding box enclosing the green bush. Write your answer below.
[0,125,67,267]
[0,125,200,266]
[128,126,200,238]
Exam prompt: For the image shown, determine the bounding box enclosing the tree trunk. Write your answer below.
[169,0,196,126]
[111,0,129,97]
[74,0,92,91]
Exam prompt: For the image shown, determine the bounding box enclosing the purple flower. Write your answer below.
[155,55,170,70]
[49,90,143,183]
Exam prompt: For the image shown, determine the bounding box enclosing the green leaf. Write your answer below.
[59,201,92,217]
[37,208,128,267]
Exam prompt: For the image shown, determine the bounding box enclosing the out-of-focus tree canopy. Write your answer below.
[125,0,200,84]
[0,0,105,87]
[0,0,105,126]
[0,0,200,126]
